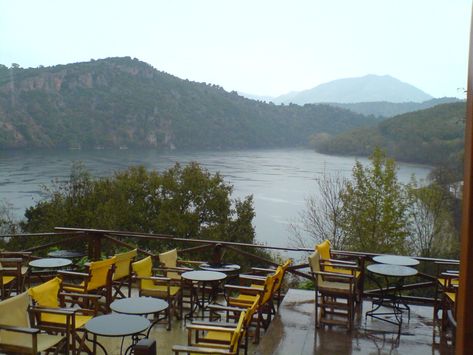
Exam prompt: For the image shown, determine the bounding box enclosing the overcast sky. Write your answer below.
[0,0,471,98]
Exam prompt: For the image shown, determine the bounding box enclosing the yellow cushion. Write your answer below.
[2,276,15,285]
[113,249,137,281]
[438,277,459,287]
[325,267,361,279]
[40,313,92,328]
[202,330,232,343]
[316,240,331,261]
[446,292,456,303]
[28,277,61,308]
[141,285,181,297]
[87,257,116,291]
[132,257,154,289]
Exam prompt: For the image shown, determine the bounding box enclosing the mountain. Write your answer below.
[236,92,274,103]
[313,102,466,166]
[328,97,462,118]
[273,74,433,105]
[0,57,377,150]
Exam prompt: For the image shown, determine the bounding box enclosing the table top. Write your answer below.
[373,255,420,266]
[199,263,241,273]
[111,297,168,315]
[47,250,85,259]
[84,314,150,337]
[29,258,72,268]
[367,263,418,278]
[182,270,227,282]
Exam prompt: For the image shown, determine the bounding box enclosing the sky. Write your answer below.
[0,0,471,99]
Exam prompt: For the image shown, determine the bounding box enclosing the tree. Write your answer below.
[290,172,346,249]
[19,162,257,259]
[339,148,409,254]
[407,180,459,258]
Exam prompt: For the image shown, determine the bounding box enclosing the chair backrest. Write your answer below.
[159,249,180,280]
[0,292,31,345]
[230,310,246,353]
[132,256,154,289]
[316,240,331,261]
[261,273,278,305]
[244,294,260,328]
[113,249,138,281]
[28,277,61,309]
[87,257,116,291]
[273,259,292,293]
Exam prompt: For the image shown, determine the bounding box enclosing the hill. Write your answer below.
[273,74,433,105]
[313,102,466,165]
[0,58,376,150]
[328,97,461,118]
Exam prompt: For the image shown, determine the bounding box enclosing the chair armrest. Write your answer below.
[207,304,245,313]
[191,320,237,328]
[224,284,263,295]
[154,266,193,273]
[251,267,276,274]
[59,292,101,300]
[172,345,232,354]
[30,306,75,316]
[0,324,40,334]
[186,324,236,333]
[239,274,266,283]
[137,275,172,282]
[435,261,460,266]
[315,271,354,280]
[321,258,357,266]
[58,270,89,278]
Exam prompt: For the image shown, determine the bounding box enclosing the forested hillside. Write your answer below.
[0,58,375,150]
[314,102,466,166]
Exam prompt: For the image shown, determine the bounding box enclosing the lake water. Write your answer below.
[0,148,430,248]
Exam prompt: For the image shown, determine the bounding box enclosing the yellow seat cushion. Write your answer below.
[445,292,456,303]
[201,330,232,343]
[438,277,459,287]
[28,277,61,308]
[141,285,181,297]
[2,276,15,285]
[40,313,92,328]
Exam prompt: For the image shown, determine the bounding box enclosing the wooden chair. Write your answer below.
[132,256,183,330]
[0,257,25,300]
[316,240,364,301]
[433,260,459,322]
[241,259,292,311]
[224,270,280,343]
[0,291,67,354]
[0,251,31,291]
[29,276,99,354]
[59,256,116,313]
[172,310,246,355]
[439,272,459,338]
[112,248,137,299]
[309,250,357,330]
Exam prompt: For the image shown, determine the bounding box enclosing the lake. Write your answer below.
[0,148,430,248]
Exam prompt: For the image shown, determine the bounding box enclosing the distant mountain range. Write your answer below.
[0,57,376,150]
[272,74,433,104]
[313,102,466,166]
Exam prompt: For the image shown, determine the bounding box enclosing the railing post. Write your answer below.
[87,232,103,261]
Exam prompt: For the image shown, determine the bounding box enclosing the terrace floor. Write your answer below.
[85,289,455,354]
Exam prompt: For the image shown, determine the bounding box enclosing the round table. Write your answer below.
[47,250,85,259]
[84,314,150,355]
[366,264,418,329]
[29,258,72,269]
[110,297,169,335]
[199,263,241,273]
[182,271,227,320]
[373,255,420,266]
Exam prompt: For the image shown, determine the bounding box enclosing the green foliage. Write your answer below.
[19,162,262,266]
[0,57,376,150]
[314,102,466,166]
[340,148,409,254]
